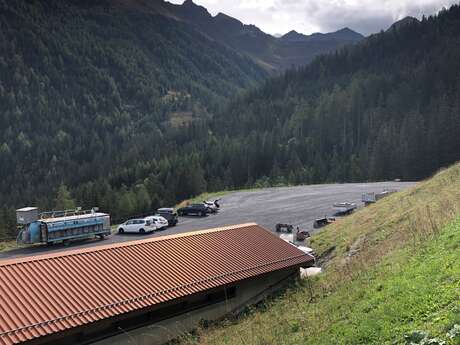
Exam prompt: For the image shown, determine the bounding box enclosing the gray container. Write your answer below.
[16,207,39,225]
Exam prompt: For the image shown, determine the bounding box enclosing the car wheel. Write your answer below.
[200,211,205,217]
[118,228,124,234]
[139,228,145,234]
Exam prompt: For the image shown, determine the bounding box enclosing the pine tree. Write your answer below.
[55,184,76,210]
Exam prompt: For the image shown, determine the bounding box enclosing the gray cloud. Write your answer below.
[168,0,457,35]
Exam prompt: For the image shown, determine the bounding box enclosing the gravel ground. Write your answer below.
[0,181,415,260]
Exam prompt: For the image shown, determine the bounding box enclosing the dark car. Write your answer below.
[156,208,179,226]
[313,216,336,229]
[177,203,209,217]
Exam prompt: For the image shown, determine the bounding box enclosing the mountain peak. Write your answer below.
[388,16,419,31]
[214,12,243,32]
[178,0,212,21]
[329,27,364,40]
[280,30,308,42]
[337,27,354,33]
[182,0,205,11]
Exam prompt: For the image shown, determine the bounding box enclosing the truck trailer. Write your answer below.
[16,207,111,245]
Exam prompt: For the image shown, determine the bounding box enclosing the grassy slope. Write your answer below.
[175,191,231,209]
[189,163,460,345]
[0,240,20,253]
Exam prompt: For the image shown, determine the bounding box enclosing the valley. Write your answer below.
[0,1,459,345]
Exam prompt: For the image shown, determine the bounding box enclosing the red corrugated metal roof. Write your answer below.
[0,223,313,345]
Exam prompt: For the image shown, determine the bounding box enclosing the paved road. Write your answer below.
[0,181,415,260]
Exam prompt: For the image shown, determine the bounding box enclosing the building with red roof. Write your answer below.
[0,223,314,345]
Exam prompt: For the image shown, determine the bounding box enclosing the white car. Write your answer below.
[117,218,156,234]
[145,215,169,230]
[203,200,220,213]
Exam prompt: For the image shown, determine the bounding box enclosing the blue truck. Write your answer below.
[16,207,111,245]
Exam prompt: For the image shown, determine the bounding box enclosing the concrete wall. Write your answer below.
[94,268,298,345]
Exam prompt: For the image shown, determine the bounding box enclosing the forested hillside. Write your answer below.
[0,0,267,235]
[201,5,460,187]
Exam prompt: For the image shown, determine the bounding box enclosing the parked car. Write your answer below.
[333,202,357,216]
[313,216,336,229]
[145,215,168,230]
[177,203,209,217]
[203,200,218,213]
[275,223,294,233]
[157,208,179,226]
[117,218,156,234]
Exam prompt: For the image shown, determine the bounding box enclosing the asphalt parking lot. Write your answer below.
[0,181,415,260]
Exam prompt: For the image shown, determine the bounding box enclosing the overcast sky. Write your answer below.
[168,0,456,36]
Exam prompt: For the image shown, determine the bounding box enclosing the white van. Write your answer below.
[117,218,156,234]
[144,216,168,230]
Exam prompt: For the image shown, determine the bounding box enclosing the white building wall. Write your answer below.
[94,268,298,345]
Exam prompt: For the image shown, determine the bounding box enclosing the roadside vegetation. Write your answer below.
[186,162,460,345]
[0,239,20,253]
[175,191,230,209]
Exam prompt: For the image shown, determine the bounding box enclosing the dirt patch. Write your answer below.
[316,245,336,267]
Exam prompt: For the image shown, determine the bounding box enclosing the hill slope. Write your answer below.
[0,0,267,232]
[202,5,460,187]
[190,162,460,345]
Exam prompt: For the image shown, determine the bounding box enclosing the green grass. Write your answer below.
[186,163,460,345]
[0,240,20,253]
[175,191,233,209]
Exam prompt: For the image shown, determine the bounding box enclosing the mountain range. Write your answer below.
[167,0,364,71]
[110,0,364,71]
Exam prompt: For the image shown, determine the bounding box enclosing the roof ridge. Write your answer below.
[0,223,258,268]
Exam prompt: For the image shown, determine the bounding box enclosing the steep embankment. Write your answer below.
[189,162,460,345]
